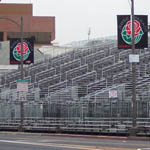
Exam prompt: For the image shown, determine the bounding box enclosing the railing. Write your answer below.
[0,117,150,135]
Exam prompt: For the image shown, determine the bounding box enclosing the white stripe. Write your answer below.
[0,140,98,150]
[137,148,150,150]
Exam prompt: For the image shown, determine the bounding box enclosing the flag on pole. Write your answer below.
[88,28,91,36]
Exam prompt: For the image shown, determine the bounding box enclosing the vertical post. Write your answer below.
[20,16,24,132]
[131,0,137,134]
[88,27,91,41]
[21,16,24,80]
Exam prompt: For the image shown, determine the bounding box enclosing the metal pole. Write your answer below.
[88,27,91,41]
[131,0,137,132]
[20,16,24,132]
[21,16,24,80]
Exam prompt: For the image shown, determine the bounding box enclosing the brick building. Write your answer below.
[0,3,55,44]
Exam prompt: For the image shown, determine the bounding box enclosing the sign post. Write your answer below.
[117,0,148,136]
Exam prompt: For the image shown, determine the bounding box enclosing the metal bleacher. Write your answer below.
[0,37,150,135]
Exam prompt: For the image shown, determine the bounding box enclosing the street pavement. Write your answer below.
[0,132,150,150]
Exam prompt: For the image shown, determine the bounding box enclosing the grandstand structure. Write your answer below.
[0,36,150,135]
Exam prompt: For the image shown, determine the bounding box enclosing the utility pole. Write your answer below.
[20,16,24,132]
[88,27,91,41]
[131,0,137,135]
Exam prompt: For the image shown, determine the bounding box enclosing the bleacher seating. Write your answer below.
[35,68,56,82]
[0,35,150,129]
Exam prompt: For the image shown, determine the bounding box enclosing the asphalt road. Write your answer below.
[0,133,150,150]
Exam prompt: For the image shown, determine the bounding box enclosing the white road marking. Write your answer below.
[0,140,102,150]
[91,149,103,150]
[137,148,150,150]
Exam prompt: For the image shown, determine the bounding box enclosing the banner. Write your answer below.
[10,38,34,64]
[117,15,148,49]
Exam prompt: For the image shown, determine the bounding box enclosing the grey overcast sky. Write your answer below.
[2,0,150,44]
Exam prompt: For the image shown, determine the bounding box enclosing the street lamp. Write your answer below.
[0,16,24,131]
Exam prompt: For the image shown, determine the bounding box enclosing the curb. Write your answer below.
[0,132,150,141]
[40,133,150,141]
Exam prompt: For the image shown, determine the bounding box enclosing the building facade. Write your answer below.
[0,3,55,44]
